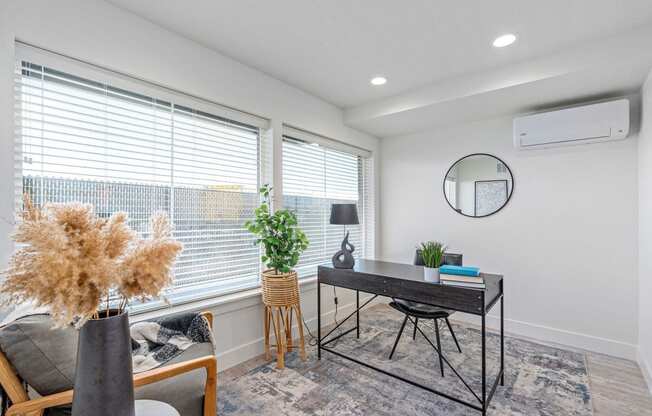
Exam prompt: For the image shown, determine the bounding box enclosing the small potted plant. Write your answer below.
[245,183,309,300]
[420,241,446,283]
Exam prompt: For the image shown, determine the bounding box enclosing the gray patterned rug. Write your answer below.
[219,305,592,415]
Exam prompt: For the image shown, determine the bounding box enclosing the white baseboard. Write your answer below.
[216,336,266,371]
[216,299,361,371]
[214,294,639,371]
[638,348,652,395]
[453,313,639,361]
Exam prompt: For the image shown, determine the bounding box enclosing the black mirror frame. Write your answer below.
[442,153,515,218]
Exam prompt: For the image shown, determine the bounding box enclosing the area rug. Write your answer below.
[218,305,593,415]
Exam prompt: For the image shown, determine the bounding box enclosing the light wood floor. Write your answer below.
[220,346,652,415]
[587,352,652,415]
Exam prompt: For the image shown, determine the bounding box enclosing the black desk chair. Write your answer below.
[388,251,463,377]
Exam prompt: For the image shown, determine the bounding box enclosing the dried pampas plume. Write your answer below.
[0,195,183,326]
[118,213,183,301]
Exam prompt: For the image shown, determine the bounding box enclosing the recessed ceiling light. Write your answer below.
[493,33,517,48]
[370,76,387,86]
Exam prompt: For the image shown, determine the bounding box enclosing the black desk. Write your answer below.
[317,259,504,415]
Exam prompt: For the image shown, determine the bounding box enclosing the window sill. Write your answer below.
[131,274,319,323]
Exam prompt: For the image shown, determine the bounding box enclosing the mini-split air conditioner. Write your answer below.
[513,99,630,150]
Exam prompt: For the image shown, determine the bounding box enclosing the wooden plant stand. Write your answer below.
[262,270,307,369]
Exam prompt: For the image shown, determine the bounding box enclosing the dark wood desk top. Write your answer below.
[318,259,503,315]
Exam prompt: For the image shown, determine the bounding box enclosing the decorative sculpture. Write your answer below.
[332,230,356,269]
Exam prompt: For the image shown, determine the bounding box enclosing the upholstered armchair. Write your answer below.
[0,311,217,416]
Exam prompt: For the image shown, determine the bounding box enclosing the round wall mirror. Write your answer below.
[443,154,514,217]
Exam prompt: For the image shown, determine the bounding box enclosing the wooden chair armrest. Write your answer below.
[6,389,73,416]
[7,355,217,416]
[136,355,217,416]
[133,355,217,388]
[200,310,213,328]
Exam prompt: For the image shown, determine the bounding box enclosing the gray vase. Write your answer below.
[72,310,135,416]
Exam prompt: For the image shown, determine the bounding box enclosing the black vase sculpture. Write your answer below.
[332,230,356,269]
[72,310,135,416]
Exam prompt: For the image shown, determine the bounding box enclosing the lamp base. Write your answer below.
[332,231,355,269]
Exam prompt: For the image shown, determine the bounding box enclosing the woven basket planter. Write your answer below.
[261,269,300,307]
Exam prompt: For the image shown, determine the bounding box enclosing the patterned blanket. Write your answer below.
[131,312,213,373]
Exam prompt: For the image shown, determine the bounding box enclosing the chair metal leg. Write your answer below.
[389,315,409,360]
[413,317,418,340]
[434,319,444,377]
[445,317,462,353]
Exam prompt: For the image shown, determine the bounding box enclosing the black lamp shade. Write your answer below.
[330,204,359,225]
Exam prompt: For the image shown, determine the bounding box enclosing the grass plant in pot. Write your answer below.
[245,185,309,367]
[0,195,182,416]
[420,241,446,283]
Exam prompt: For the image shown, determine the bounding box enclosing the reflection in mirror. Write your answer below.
[444,154,513,217]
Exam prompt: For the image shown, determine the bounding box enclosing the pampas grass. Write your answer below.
[1,194,182,326]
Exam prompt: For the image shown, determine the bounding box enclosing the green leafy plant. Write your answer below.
[245,184,309,274]
[420,241,447,268]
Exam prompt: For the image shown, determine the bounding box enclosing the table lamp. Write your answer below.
[330,203,359,268]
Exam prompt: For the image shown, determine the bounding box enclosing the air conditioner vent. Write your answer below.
[513,99,629,150]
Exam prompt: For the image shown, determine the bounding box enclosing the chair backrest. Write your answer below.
[0,314,77,399]
[414,250,463,266]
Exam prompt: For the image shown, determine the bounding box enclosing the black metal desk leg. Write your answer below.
[481,312,486,415]
[356,290,360,338]
[317,283,322,360]
[500,295,505,386]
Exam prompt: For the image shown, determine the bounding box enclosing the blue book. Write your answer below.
[439,265,480,277]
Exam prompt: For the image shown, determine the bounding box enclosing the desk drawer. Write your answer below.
[318,266,490,315]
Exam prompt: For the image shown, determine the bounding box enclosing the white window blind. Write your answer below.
[14,58,265,307]
[282,135,374,277]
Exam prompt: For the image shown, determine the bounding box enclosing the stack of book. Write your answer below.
[439,265,485,289]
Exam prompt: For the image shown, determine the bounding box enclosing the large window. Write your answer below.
[282,133,374,277]
[12,45,375,309]
[14,53,268,307]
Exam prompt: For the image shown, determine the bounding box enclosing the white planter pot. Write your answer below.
[424,267,440,283]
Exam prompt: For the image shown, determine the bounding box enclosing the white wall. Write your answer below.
[639,71,652,390]
[0,0,379,369]
[380,114,640,359]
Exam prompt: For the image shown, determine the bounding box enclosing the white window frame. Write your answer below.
[10,43,376,312]
[13,43,273,312]
[281,125,375,278]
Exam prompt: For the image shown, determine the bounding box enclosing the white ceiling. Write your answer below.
[345,24,652,137]
[107,0,652,137]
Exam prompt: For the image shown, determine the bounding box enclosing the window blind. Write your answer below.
[14,59,263,306]
[282,135,374,277]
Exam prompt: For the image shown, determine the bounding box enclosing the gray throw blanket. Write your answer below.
[130,312,213,373]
